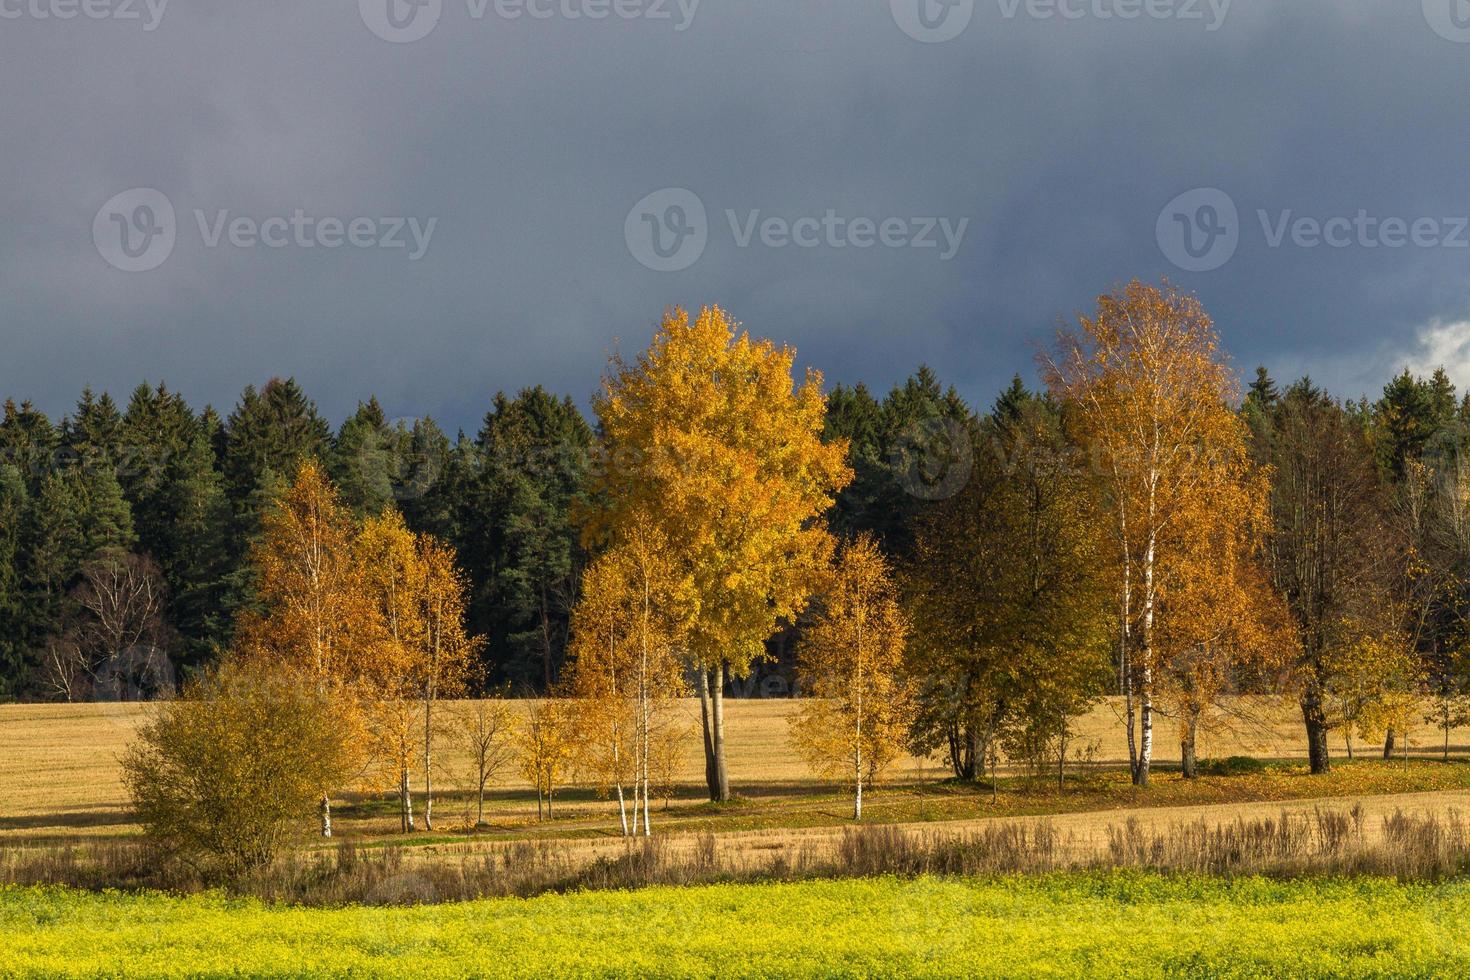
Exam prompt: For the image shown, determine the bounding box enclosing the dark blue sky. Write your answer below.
[5,0,1470,430]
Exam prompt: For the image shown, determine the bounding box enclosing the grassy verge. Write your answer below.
[4,872,1468,977]
[354,758,1470,843]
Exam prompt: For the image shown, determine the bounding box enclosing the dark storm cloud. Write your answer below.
[3,0,1470,429]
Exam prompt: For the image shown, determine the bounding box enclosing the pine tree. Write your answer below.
[219,379,331,626]
[0,399,58,493]
[331,398,399,516]
[0,465,29,696]
[460,388,591,688]
[121,384,231,668]
[63,388,123,470]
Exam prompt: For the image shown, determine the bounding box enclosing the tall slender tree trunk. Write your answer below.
[1136,677,1153,787]
[1302,689,1331,774]
[400,765,415,832]
[854,610,864,821]
[696,668,717,800]
[1180,705,1200,780]
[1382,727,1396,760]
[320,794,332,838]
[1057,711,1069,792]
[1134,526,1156,788]
[423,676,436,833]
[711,662,730,802]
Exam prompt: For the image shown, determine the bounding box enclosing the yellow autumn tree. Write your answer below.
[415,532,479,831]
[357,512,478,833]
[1045,280,1251,787]
[583,306,851,801]
[566,518,692,835]
[518,694,575,821]
[1155,449,1288,778]
[237,460,377,836]
[1325,614,1419,759]
[789,534,912,820]
[356,509,424,831]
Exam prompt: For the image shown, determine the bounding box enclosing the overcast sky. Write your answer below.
[4,0,1470,431]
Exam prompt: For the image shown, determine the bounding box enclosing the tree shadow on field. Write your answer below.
[0,806,132,833]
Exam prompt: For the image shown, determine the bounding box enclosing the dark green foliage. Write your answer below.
[329,399,451,521]
[826,366,972,556]
[905,384,1110,781]
[119,384,231,670]
[451,388,591,689]
[1199,756,1268,776]
[216,378,332,627]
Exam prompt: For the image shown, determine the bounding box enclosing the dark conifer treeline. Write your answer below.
[4,362,1470,716]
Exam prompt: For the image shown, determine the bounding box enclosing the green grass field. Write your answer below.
[4,873,1468,978]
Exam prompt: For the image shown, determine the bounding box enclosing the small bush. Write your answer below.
[120,658,357,880]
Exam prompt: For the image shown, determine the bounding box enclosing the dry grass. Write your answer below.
[6,695,1470,849]
[7,804,1470,905]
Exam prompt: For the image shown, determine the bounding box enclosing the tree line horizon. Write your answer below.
[5,281,1470,803]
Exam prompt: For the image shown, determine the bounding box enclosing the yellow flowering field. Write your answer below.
[4,873,1469,978]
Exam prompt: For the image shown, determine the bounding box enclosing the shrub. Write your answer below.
[121,658,357,880]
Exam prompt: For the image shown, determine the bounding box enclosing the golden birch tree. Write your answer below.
[566,518,691,835]
[1045,280,1248,787]
[518,694,574,820]
[236,460,375,836]
[356,509,425,832]
[583,306,851,801]
[790,534,912,820]
[415,532,478,831]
